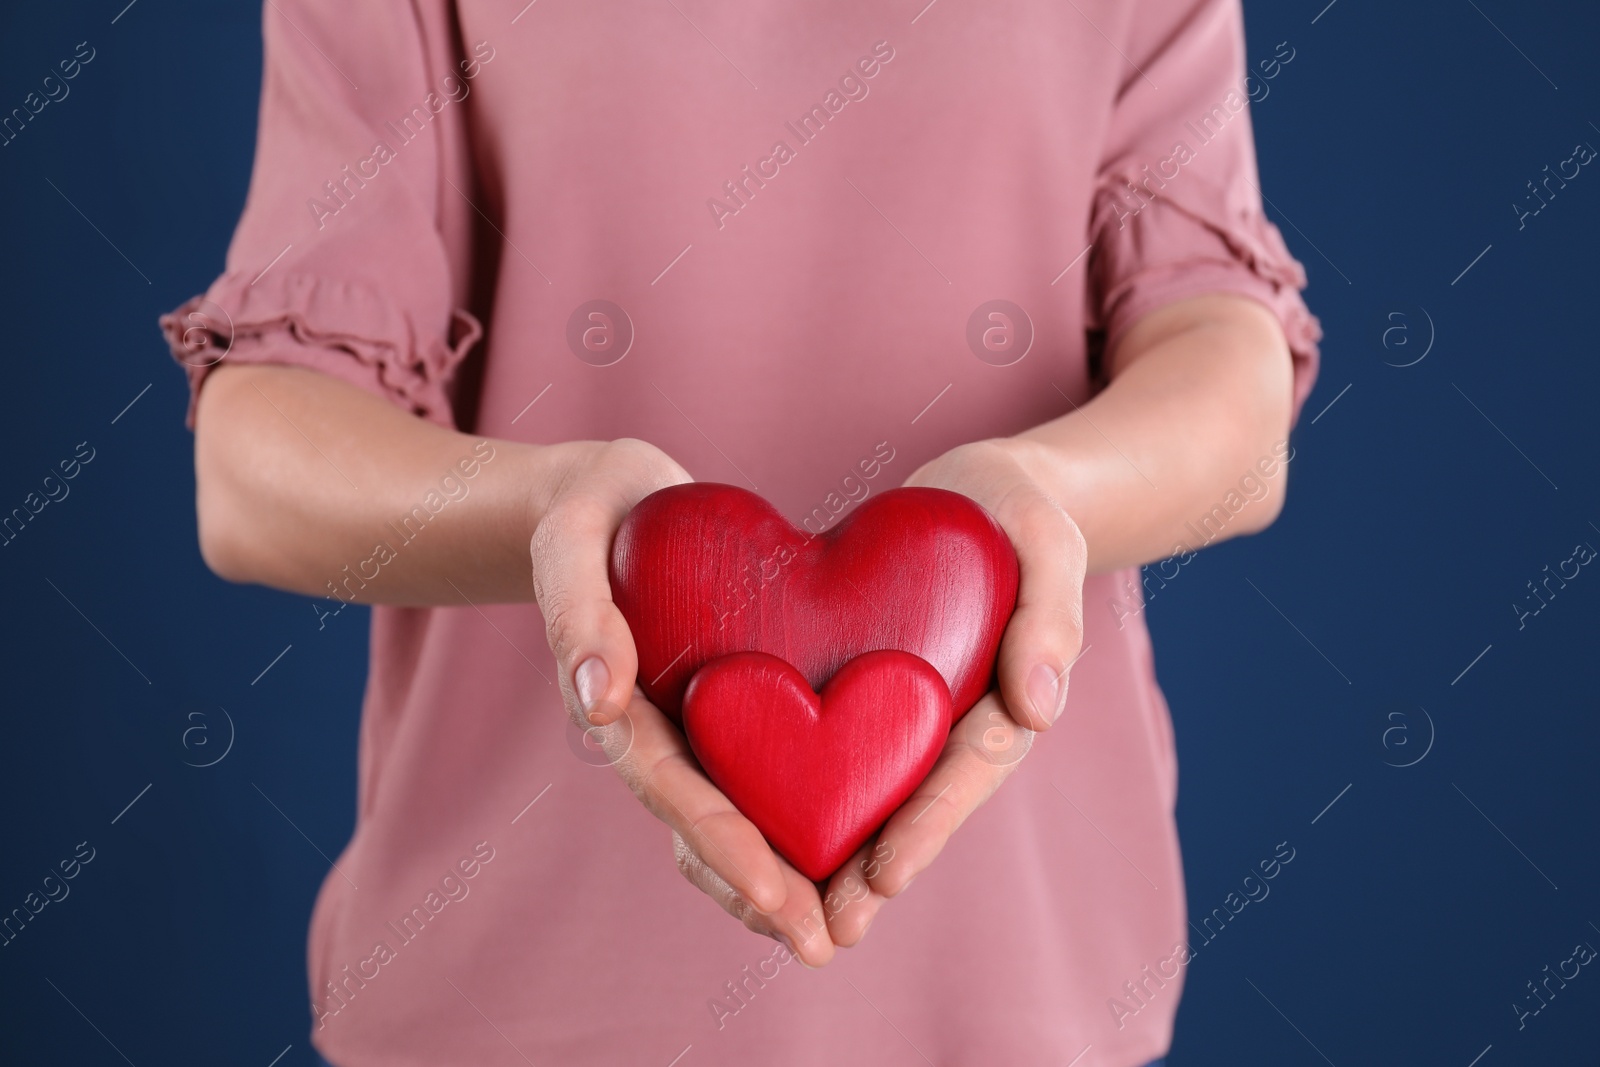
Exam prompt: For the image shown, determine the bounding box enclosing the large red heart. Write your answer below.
[611,484,1017,722]
[683,650,953,881]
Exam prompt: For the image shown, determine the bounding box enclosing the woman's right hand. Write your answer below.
[528,438,836,966]
[527,437,692,722]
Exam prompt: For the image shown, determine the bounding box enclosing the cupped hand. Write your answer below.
[527,437,835,965]
[586,687,838,965]
[528,437,690,725]
[821,438,1088,948]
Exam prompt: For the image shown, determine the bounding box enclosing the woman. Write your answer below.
[163,0,1317,1063]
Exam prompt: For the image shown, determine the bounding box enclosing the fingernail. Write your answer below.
[1027,663,1066,724]
[899,874,917,895]
[575,657,608,718]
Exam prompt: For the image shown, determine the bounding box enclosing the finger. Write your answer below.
[821,841,888,948]
[612,691,788,915]
[530,491,638,725]
[672,833,836,968]
[770,864,836,967]
[987,480,1087,732]
[865,694,1031,898]
[529,440,688,725]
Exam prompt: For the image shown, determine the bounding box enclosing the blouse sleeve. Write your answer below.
[158,0,487,428]
[1087,0,1322,423]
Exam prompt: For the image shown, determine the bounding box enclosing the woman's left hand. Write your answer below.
[819,438,1088,948]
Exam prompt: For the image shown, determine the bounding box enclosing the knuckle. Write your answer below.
[990,479,1048,531]
[1060,513,1088,563]
[1020,598,1084,643]
[632,748,675,806]
[915,785,965,831]
[1014,492,1072,545]
[542,594,589,663]
[684,806,734,849]
[633,751,698,826]
[606,437,655,463]
[730,895,762,930]
[528,504,582,588]
[615,760,654,810]
[603,438,656,479]
[672,832,702,881]
[609,437,690,488]
[967,438,1016,467]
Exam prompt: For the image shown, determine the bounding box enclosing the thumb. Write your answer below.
[530,492,640,726]
[991,485,1087,732]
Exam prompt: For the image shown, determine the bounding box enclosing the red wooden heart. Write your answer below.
[611,484,1017,723]
[683,650,952,882]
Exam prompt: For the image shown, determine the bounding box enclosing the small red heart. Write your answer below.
[683,650,953,882]
[612,485,1018,723]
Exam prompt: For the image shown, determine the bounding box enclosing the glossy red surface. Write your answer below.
[611,484,1018,723]
[683,650,953,882]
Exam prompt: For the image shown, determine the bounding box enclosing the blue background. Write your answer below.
[1,1,1596,1064]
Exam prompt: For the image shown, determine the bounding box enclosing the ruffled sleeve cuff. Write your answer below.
[1087,170,1323,425]
[159,271,482,429]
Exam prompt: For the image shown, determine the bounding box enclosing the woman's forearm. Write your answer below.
[197,292,1294,605]
[194,363,565,605]
[1013,293,1297,574]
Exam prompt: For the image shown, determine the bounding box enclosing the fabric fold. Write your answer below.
[1088,166,1323,423]
[159,270,482,427]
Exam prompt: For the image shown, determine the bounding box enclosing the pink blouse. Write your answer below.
[163,1,1318,1064]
